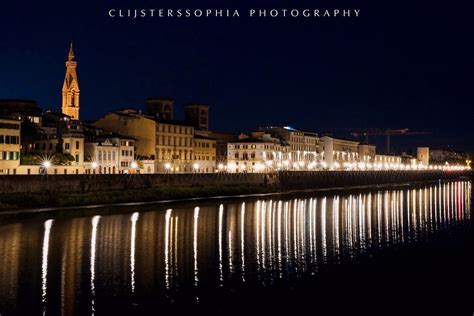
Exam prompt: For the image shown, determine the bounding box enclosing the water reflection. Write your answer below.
[41,219,53,316]
[130,212,139,294]
[0,181,471,315]
[90,215,100,316]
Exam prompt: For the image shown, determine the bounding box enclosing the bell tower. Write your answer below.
[62,43,80,120]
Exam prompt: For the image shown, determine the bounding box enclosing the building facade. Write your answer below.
[193,135,216,173]
[85,139,120,174]
[227,133,289,172]
[85,133,136,174]
[261,126,317,163]
[34,113,84,167]
[321,136,360,167]
[358,144,376,162]
[417,147,430,166]
[0,118,21,175]
[94,110,156,159]
[155,120,194,173]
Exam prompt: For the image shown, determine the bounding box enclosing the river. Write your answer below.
[0,180,472,315]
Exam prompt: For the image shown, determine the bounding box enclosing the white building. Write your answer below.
[261,126,318,163]
[227,133,289,172]
[85,133,138,174]
[321,136,360,168]
[85,139,120,174]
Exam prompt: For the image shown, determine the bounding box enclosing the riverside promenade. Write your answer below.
[0,170,471,194]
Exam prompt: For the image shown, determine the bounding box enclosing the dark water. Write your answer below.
[0,181,472,315]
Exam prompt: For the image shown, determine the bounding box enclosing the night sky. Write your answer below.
[1,0,473,152]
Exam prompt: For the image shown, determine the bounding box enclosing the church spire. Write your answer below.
[68,42,75,61]
[62,43,80,120]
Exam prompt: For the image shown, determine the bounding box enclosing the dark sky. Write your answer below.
[1,0,473,152]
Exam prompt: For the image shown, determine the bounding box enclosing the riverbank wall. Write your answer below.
[0,170,471,194]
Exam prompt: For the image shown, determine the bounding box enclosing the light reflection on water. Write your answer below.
[0,181,471,315]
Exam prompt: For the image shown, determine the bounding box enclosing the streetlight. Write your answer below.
[131,161,138,169]
[193,162,200,172]
[41,160,51,175]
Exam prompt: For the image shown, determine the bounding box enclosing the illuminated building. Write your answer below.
[85,133,136,174]
[155,119,194,173]
[374,154,402,164]
[227,133,289,172]
[94,109,156,159]
[358,144,376,162]
[321,136,359,168]
[61,43,80,120]
[417,147,430,166]
[0,117,21,175]
[85,138,119,174]
[34,112,84,168]
[193,135,216,173]
[261,126,318,163]
[96,109,195,173]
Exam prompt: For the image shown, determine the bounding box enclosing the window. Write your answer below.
[0,122,19,129]
[0,135,3,144]
[9,152,14,160]
[76,155,79,162]
[76,141,79,149]
[235,153,239,159]
[65,143,70,150]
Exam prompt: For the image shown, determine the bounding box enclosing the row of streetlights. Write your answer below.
[39,158,471,174]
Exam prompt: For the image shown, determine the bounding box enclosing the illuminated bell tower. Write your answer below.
[62,43,80,120]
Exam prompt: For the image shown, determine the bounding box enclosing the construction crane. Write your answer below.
[349,128,431,154]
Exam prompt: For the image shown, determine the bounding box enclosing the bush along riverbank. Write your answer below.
[0,184,275,211]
